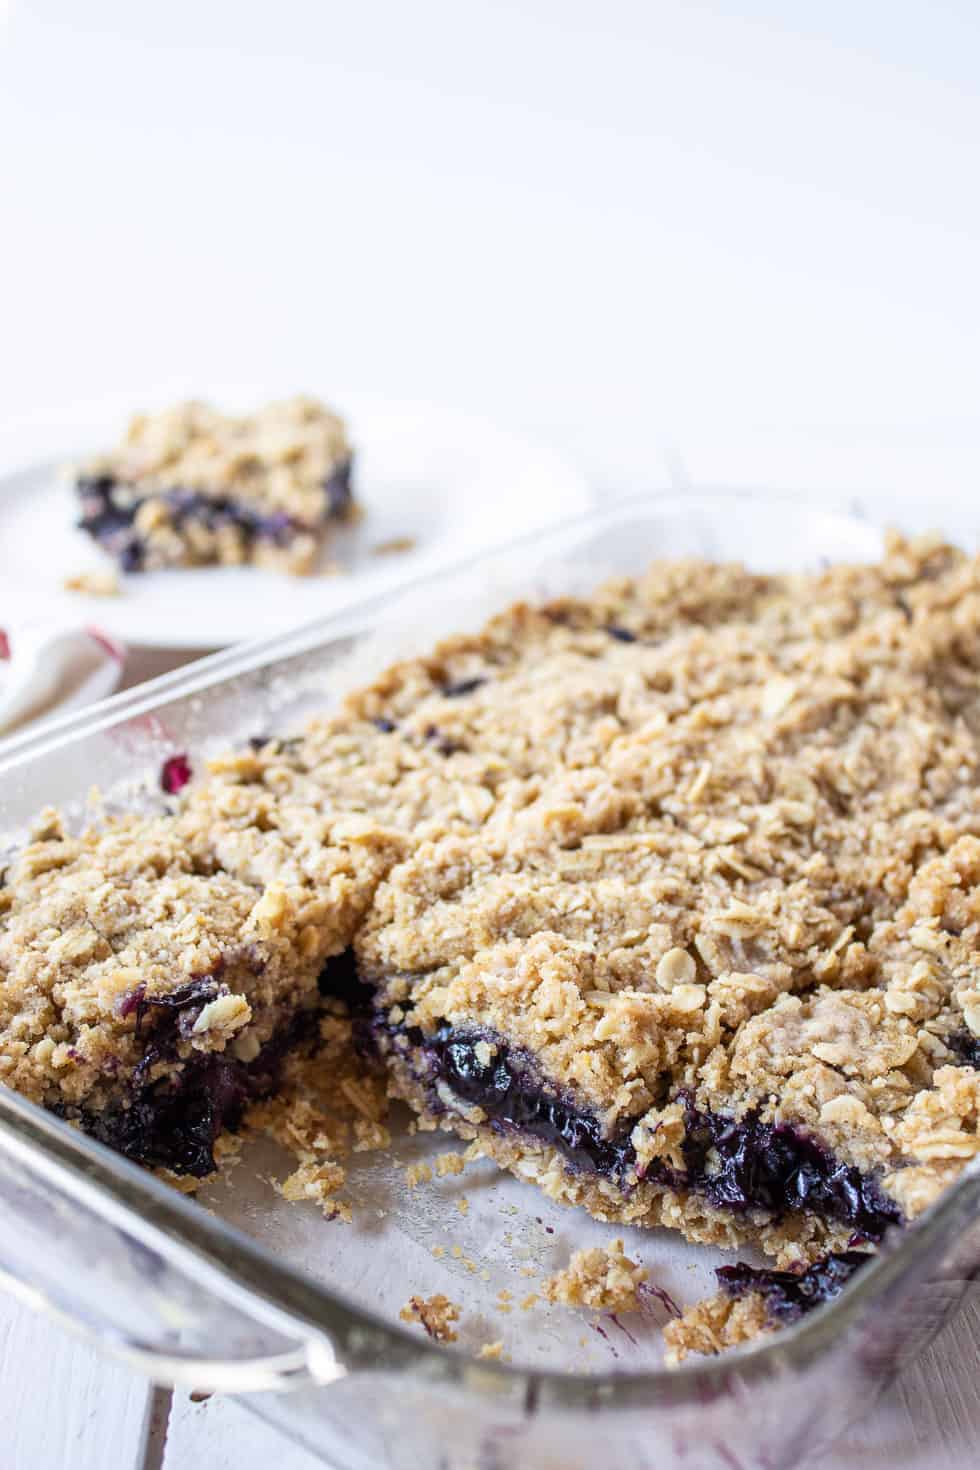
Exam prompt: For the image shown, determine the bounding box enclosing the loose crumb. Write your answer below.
[353,1117,391,1152]
[405,1160,434,1189]
[456,1196,469,1215]
[372,536,417,556]
[243,1040,390,1225]
[432,1245,445,1259]
[662,1290,771,1365]
[435,1150,468,1177]
[541,1239,649,1314]
[520,1293,540,1311]
[277,1160,351,1221]
[63,569,121,597]
[399,1293,460,1343]
[478,1340,505,1360]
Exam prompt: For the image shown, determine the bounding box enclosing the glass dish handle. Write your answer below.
[0,1088,349,1392]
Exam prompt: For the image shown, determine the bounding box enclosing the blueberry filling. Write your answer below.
[441,677,487,698]
[119,974,220,1039]
[160,753,193,795]
[67,998,317,1177]
[319,946,376,1012]
[372,717,397,733]
[716,1250,871,1323]
[414,1025,638,1178]
[947,1030,980,1069]
[76,459,353,571]
[677,1103,900,1240]
[322,461,354,519]
[423,725,465,756]
[605,625,638,643]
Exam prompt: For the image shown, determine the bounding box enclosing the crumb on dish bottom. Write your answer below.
[541,1239,648,1313]
[399,1293,461,1342]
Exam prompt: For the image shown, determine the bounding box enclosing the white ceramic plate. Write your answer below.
[0,390,592,649]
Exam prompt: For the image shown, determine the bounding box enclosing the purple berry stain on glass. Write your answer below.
[161,753,192,795]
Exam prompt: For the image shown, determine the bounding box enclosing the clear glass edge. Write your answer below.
[0,489,976,1408]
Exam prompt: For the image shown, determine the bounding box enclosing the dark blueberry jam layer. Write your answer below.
[334,959,900,1237]
[416,1024,637,1177]
[69,983,317,1177]
[678,1104,900,1240]
[947,1030,980,1069]
[441,676,487,698]
[717,1250,871,1323]
[319,947,376,1013]
[76,459,353,572]
[416,1030,898,1234]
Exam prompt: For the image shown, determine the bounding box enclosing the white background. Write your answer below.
[3,0,980,495]
[3,2,980,1466]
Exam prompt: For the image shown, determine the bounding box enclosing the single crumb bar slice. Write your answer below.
[0,802,384,1177]
[75,396,355,575]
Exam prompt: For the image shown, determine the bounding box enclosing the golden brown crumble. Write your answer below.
[399,1293,461,1342]
[541,1239,648,1314]
[278,1160,351,1222]
[663,1290,771,1365]
[62,570,121,597]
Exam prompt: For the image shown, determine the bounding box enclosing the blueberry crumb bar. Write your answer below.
[75,397,355,574]
[5,533,980,1357]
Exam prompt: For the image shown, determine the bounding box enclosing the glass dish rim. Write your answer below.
[1,487,976,1411]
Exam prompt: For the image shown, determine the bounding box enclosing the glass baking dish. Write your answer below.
[1,492,979,1470]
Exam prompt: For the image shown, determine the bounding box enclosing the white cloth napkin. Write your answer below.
[0,619,124,737]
